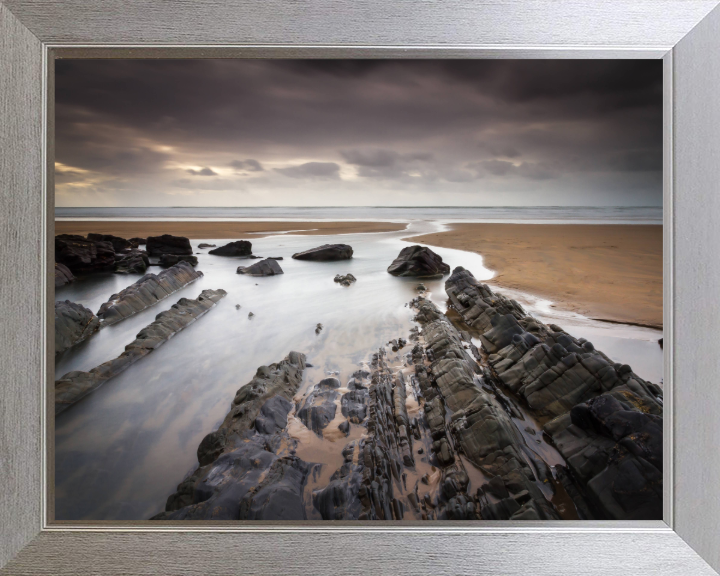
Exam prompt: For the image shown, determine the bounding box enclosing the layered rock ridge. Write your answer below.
[55,289,226,415]
[96,262,203,326]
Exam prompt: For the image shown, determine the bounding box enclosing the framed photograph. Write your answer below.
[2,1,720,574]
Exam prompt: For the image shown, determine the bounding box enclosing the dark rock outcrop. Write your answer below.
[152,351,308,520]
[237,258,284,276]
[55,289,227,415]
[387,245,450,278]
[96,262,203,325]
[129,237,147,245]
[292,244,353,261]
[87,233,134,252]
[296,385,338,437]
[54,262,75,288]
[114,250,149,274]
[443,266,663,519]
[159,253,198,267]
[146,234,192,256]
[55,300,100,355]
[55,234,116,273]
[334,273,356,286]
[209,240,252,257]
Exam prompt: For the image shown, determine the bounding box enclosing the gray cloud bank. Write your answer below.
[55,59,662,207]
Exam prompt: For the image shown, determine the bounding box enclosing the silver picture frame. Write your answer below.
[1,1,719,573]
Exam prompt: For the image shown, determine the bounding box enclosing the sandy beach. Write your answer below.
[55,220,407,239]
[405,223,662,328]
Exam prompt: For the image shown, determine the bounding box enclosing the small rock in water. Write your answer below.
[198,243,216,249]
[315,323,323,334]
[248,312,254,318]
[417,447,424,455]
[338,420,350,436]
[306,363,314,367]
[268,256,283,260]
[658,337,663,349]
[421,474,430,485]
[235,304,241,310]
[333,273,357,287]
[524,426,536,436]
[416,283,427,291]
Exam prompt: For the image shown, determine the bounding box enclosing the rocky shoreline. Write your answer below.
[54,233,662,521]
[150,257,662,521]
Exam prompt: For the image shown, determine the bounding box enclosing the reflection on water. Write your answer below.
[54,221,663,520]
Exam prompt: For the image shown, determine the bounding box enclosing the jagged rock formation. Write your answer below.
[334,273,356,286]
[114,250,149,274]
[292,244,353,261]
[444,266,663,520]
[412,298,560,520]
[55,300,100,355]
[54,262,75,288]
[87,233,135,252]
[159,253,198,267]
[237,258,284,276]
[55,289,226,415]
[96,262,203,325]
[146,234,192,256]
[152,351,309,520]
[55,234,116,273]
[387,245,450,278]
[209,240,252,257]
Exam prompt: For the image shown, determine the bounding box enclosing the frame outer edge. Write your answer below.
[1,531,718,576]
[672,3,720,573]
[2,0,720,47]
[0,2,44,570]
[0,0,718,573]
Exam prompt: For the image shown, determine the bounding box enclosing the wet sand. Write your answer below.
[55,220,407,239]
[406,223,662,328]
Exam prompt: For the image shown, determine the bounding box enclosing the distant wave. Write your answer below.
[55,205,663,225]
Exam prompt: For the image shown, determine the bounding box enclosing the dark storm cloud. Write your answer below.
[186,167,217,176]
[275,162,341,179]
[230,159,264,172]
[54,59,663,206]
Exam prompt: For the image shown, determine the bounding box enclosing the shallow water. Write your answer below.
[54,221,663,520]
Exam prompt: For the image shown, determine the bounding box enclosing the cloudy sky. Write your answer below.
[55,59,662,207]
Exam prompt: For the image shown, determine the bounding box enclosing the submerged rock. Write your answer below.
[55,289,227,415]
[387,245,450,278]
[55,234,116,273]
[96,261,203,325]
[159,253,198,267]
[292,244,353,261]
[54,262,75,288]
[146,234,192,256]
[209,240,252,257]
[114,250,149,274]
[334,273,357,286]
[237,258,284,276]
[198,243,216,249]
[55,300,100,355]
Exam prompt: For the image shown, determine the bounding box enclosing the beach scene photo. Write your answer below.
[53,60,663,522]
